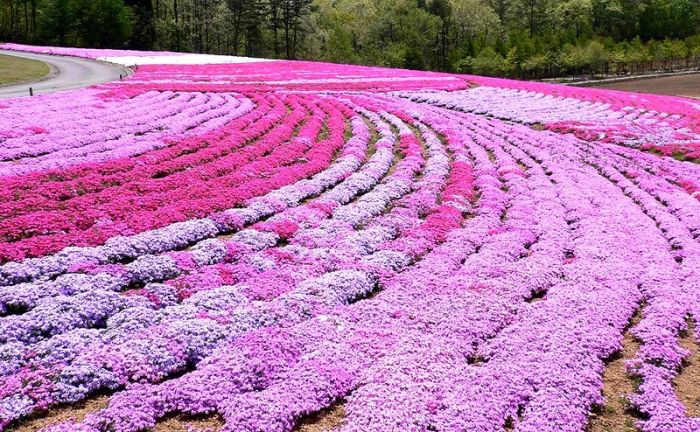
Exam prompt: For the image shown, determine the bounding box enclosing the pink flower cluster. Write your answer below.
[0,45,699,432]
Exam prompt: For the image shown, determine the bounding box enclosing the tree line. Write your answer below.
[2,0,700,79]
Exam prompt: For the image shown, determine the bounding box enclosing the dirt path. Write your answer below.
[295,402,346,432]
[594,73,700,99]
[588,312,642,432]
[676,321,700,418]
[8,396,110,432]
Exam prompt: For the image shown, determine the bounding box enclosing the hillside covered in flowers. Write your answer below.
[0,44,699,432]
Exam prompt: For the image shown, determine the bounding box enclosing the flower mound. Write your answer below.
[0,43,699,432]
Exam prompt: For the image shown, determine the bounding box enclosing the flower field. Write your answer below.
[0,43,699,432]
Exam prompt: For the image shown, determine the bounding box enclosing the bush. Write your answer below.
[470,47,508,76]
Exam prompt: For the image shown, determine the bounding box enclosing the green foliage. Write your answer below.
[4,0,133,47]
[404,46,427,70]
[42,0,75,45]
[125,0,155,49]
[552,0,593,36]
[471,47,508,75]
[72,0,134,47]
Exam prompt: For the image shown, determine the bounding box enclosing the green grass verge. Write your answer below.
[0,53,51,85]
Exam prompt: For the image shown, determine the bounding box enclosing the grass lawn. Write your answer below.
[0,53,51,85]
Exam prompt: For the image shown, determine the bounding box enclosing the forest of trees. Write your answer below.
[2,0,700,79]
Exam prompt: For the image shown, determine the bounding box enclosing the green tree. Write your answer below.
[640,0,700,40]
[71,0,133,47]
[124,0,155,49]
[585,39,608,73]
[41,0,74,45]
[469,46,508,75]
[450,0,501,52]
[517,0,549,36]
[552,0,592,37]
[560,42,588,74]
[226,0,264,56]
[280,0,314,59]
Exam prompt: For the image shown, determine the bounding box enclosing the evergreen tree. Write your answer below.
[124,0,155,49]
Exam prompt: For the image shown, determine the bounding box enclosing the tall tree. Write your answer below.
[225,0,263,55]
[486,0,510,22]
[281,0,313,59]
[268,0,282,57]
[552,0,593,37]
[428,0,452,70]
[72,0,133,47]
[124,0,155,49]
[519,0,549,36]
[41,0,73,44]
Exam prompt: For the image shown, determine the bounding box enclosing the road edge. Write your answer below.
[0,49,135,97]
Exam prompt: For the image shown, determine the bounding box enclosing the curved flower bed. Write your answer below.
[0,44,699,432]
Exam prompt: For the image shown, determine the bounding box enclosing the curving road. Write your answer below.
[0,49,132,98]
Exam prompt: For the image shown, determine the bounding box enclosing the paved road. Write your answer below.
[0,49,131,98]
